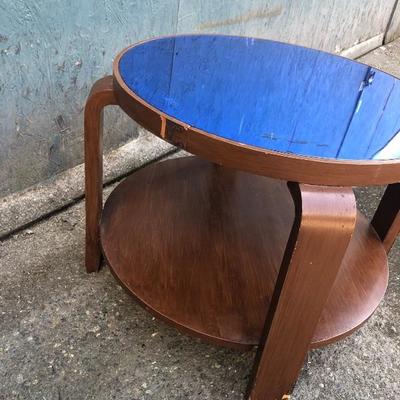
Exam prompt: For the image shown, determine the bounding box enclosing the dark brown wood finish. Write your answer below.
[372,183,400,253]
[100,157,388,350]
[83,40,398,397]
[247,182,357,400]
[112,42,400,187]
[84,75,117,272]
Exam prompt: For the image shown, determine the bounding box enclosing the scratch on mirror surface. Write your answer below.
[355,98,363,113]
[238,115,245,135]
[262,132,329,148]
[197,5,283,30]
[262,132,278,141]
[288,139,308,145]
[246,37,255,47]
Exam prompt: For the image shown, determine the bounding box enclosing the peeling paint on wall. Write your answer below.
[0,0,397,196]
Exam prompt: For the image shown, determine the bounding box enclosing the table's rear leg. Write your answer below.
[247,183,356,400]
[371,183,400,253]
[84,76,117,273]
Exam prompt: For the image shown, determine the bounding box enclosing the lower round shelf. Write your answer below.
[101,157,389,349]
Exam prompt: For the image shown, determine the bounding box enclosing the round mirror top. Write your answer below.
[118,35,400,162]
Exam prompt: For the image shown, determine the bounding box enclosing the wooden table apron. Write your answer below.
[84,73,400,400]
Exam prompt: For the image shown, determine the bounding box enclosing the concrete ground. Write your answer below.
[1,41,400,399]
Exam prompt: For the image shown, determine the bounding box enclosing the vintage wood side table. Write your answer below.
[84,35,400,400]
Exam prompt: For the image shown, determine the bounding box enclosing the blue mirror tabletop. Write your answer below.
[118,35,400,162]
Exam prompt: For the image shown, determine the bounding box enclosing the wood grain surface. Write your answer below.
[247,183,357,399]
[100,157,388,350]
[84,75,117,272]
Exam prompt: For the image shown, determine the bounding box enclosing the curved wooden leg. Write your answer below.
[371,183,400,253]
[84,76,117,273]
[247,183,356,400]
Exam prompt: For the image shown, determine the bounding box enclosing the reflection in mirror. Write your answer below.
[119,35,400,161]
[373,131,400,160]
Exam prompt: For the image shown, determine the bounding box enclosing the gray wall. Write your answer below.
[0,0,399,196]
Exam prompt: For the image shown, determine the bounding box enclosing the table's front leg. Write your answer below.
[247,183,356,400]
[84,76,117,273]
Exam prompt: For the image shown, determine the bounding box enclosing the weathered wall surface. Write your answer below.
[386,0,400,43]
[177,0,394,51]
[0,0,399,196]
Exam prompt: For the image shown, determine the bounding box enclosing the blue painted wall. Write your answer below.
[0,0,398,196]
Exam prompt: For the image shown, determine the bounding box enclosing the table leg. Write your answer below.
[84,76,117,273]
[371,183,400,253]
[246,183,356,400]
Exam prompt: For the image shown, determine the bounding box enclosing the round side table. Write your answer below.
[84,35,400,400]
